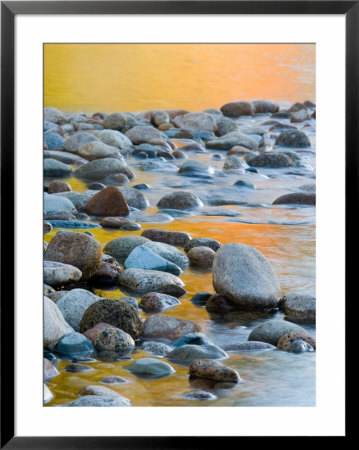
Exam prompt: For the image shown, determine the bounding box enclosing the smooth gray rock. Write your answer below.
[78,141,121,160]
[173,112,218,132]
[167,344,228,365]
[44,384,53,404]
[248,319,312,346]
[44,150,88,165]
[206,131,259,151]
[125,245,182,275]
[43,261,82,287]
[63,395,131,407]
[44,358,59,381]
[74,157,135,181]
[64,132,99,153]
[104,235,150,263]
[57,289,101,331]
[44,296,73,349]
[44,107,67,125]
[44,192,76,215]
[98,129,133,149]
[119,269,185,296]
[119,187,149,210]
[126,125,165,146]
[127,358,175,378]
[56,332,94,356]
[212,243,281,309]
[143,240,189,270]
[223,155,244,170]
[221,341,276,351]
[44,159,73,178]
[246,152,294,168]
[142,315,200,341]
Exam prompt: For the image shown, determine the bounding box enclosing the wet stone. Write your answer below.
[182,390,217,401]
[100,376,127,385]
[63,364,94,373]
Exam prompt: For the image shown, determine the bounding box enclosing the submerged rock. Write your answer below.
[141,341,173,357]
[167,344,227,365]
[44,159,73,178]
[127,358,175,378]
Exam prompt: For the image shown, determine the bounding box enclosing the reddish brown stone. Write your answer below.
[277,331,316,351]
[86,186,130,216]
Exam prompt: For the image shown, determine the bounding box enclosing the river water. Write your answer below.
[44,44,315,407]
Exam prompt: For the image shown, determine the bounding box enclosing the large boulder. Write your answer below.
[173,112,218,133]
[43,261,82,287]
[80,299,143,339]
[157,191,203,210]
[248,319,312,346]
[118,268,185,296]
[220,101,255,117]
[74,157,135,181]
[44,296,73,349]
[275,129,311,148]
[142,315,200,341]
[44,231,102,281]
[85,186,130,216]
[212,243,281,309]
[56,289,101,331]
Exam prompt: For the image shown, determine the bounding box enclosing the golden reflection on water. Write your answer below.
[44,44,315,113]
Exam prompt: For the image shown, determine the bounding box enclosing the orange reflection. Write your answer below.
[44,44,315,113]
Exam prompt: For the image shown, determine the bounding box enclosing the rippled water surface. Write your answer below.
[45,44,315,407]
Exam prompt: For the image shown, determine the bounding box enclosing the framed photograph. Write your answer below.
[1,0,353,446]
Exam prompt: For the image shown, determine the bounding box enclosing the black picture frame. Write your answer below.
[1,1,353,447]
